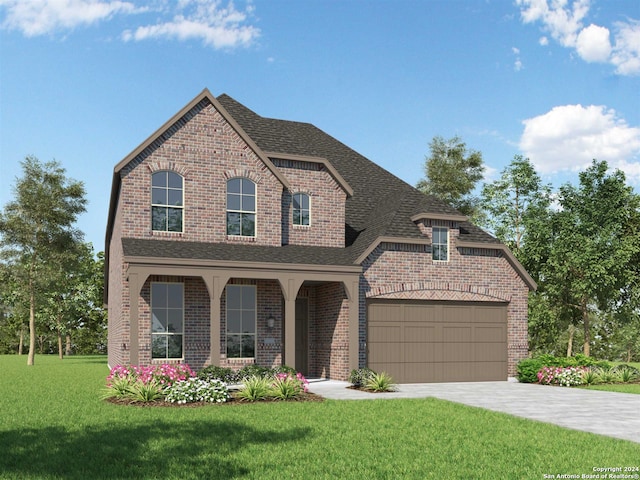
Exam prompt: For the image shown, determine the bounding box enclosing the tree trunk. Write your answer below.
[567,324,575,357]
[18,325,24,355]
[65,334,72,356]
[57,330,63,360]
[627,347,632,363]
[582,298,590,357]
[28,278,36,366]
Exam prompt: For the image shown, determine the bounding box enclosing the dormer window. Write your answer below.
[292,193,310,226]
[432,227,449,261]
[152,171,183,232]
[227,178,256,236]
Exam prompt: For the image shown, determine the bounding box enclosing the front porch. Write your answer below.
[123,262,361,381]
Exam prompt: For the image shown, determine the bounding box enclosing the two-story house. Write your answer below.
[105,88,535,383]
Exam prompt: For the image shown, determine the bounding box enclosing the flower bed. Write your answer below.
[104,364,320,406]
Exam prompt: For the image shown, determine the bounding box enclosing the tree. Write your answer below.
[416,135,485,220]
[480,156,552,277]
[0,156,86,365]
[542,161,640,356]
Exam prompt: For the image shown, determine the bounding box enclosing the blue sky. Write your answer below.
[1,0,639,252]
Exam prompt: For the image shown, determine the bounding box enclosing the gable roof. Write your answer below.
[105,90,536,292]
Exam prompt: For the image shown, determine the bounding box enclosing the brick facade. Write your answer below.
[361,223,529,376]
[107,92,531,382]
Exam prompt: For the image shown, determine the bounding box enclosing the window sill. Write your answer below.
[151,230,184,238]
[226,235,257,243]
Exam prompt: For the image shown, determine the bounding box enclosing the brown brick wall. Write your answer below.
[273,159,346,247]
[107,201,129,368]
[310,283,350,380]
[118,101,284,246]
[361,224,529,377]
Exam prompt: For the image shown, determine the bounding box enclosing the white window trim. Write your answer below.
[151,171,184,233]
[150,281,184,360]
[432,226,449,262]
[226,177,257,238]
[225,284,257,359]
[292,192,311,227]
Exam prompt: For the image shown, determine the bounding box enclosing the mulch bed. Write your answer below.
[105,391,325,407]
[346,386,393,393]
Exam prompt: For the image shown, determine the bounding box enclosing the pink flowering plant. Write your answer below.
[537,366,587,387]
[104,363,196,402]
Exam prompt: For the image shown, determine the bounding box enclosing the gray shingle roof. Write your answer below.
[216,94,500,261]
[122,237,355,266]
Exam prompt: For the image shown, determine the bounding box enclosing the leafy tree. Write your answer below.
[416,135,485,220]
[480,156,552,278]
[0,156,86,365]
[542,161,640,357]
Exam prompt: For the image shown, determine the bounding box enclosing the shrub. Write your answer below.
[237,365,273,380]
[348,367,375,387]
[236,376,272,402]
[106,363,195,390]
[581,368,600,385]
[365,372,396,392]
[537,366,587,387]
[516,355,611,383]
[165,378,230,404]
[127,379,165,402]
[270,372,309,400]
[272,365,297,376]
[611,364,640,383]
[197,365,239,384]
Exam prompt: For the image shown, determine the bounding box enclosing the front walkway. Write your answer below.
[307,379,640,444]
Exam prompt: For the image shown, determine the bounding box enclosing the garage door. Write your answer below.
[368,300,507,383]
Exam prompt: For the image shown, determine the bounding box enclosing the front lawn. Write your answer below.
[580,383,640,394]
[1,355,638,479]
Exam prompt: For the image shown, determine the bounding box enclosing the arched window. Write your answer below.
[226,178,256,236]
[292,192,310,226]
[151,171,183,232]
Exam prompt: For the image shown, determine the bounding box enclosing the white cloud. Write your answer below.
[122,0,260,49]
[519,105,640,181]
[610,20,640,76]
[0,0,140,36]
[576,23,611,62]
[516,0,640,76]
[517,0,589,47]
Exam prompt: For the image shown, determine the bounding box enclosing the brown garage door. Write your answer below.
[368,300,507,383]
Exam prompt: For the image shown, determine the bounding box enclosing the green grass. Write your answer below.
[580,383,640,394]
[1,355,639,480]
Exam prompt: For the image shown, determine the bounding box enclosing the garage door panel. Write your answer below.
[474,325,505,342]
[405,305,436,322]
[404,342,439,362]
[442,343,474,362]
[404,325,438,342]
[368,300,508,383]
[368,342,402,363]
[404,363,442,383]
[475,343,507,362]
[442,325,472,342]
[472,362,507,381]
[369,325,401,342]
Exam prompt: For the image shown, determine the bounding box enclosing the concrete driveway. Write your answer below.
[307,380,640,444]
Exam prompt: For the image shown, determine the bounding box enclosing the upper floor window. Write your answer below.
[226,285,256,359]
[292,193,310,226]
[152,171,183,232]
[432,227,449,261]
[151,282,183,359]
[226,178,256,236]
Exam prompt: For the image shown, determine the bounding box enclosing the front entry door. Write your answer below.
[295,298,309,375]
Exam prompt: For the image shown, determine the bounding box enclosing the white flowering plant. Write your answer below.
[164,378,230,404]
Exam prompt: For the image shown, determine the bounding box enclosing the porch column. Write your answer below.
[128,272,142,365]
[347,279,360,371]
[203,274,229,367]
[281,277,303,368]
